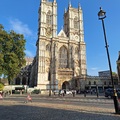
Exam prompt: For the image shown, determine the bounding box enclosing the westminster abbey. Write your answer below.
[16,0,87,93]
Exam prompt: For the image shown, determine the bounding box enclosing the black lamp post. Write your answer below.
[98,7,120,114]
[96,85,99,98]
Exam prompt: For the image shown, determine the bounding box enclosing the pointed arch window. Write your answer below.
[75,47,79,57]
[22,77,26,85]
[89,81,91,85]
[16,77,20,85]
[74,17,79,29]
[75,47,79,54]
[46,10,52,25]
[59,46,68,68]
[46,44,51,51]
[94,81,96,85]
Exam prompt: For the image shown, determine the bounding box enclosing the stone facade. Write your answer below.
[116,51,120,86]
[30,0,87,92]
[85,75,118,92]
[15,57,34,86]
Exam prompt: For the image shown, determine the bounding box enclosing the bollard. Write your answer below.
[84,90,86,97]
[113,96,120,114]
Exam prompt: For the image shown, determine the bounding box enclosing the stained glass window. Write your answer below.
[59,46,68,68]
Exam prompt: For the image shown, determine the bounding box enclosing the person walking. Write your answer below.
[0,92,3,100]
[25,94,32,103]
[84,89,86,97]
[72,90,76,97]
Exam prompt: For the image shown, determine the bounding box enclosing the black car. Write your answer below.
[105,88,120,98]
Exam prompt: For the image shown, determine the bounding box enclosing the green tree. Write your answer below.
[0,83,4,91]
[0,24,6,76]
[112,72,117,77]
[0,24,26,84]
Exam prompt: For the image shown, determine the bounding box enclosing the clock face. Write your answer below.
[74,34,79,41]
[46,27,52,36]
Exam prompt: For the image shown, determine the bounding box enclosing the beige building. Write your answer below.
[15,57,33,85]
[25,57,34,66]
[26,0,87,92]
[117,51,120,86]
[85,70,119,92]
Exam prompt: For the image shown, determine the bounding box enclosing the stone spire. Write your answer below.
[78,2,81,10]
[64,8,67,13]
[118,51,120,61]
[69,0,71,7]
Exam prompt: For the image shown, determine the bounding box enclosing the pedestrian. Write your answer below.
[63,91,65,97]
[72,90,76,97]
[84,89,86,97]
[62,90,65,97]
[25,94,32,103]
[91,89,93,95]
[0,93,3,100]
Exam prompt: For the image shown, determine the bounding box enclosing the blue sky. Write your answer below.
[0,0,120,76]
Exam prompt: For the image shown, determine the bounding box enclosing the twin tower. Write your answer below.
[30,0,87,92]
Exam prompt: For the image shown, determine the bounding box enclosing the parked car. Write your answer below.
[59,90,64,95]
[53,90,59,95]
[65,90,72,95]
[53,89,65,95]
[105,88,120,98]
[105,88,113,98]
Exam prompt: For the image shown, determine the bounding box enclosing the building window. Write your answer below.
[46,44,51,51]
[75,47,79,57]
[59,46,68,68]
[104,81,106,85]
[74,17,79,29]
[75,80,78,87]
[94,81,96,85]
[89,81,91,85]
[114,82,116,85]
[109,81,111,85]
[16,77,20,85]
[46,10,52,25]
[22,77,26,85]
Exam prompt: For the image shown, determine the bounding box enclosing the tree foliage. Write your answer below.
[112,72,117,77]
[0,82,4,91]
[0,24,26,84]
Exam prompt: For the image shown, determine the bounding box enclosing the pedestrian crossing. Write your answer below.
[3,94,113,104]
[48,97,113,104]
[78,98,112,103]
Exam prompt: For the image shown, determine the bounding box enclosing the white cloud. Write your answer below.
[87,67,99,76]
[90,67,98,70]
[25,50,35,57]
[9,19,33,37]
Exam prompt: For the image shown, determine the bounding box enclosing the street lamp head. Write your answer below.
[98,7,106,20]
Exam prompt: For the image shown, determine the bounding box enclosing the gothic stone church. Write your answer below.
[27,0,87,92]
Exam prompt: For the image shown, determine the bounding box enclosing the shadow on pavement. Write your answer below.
[0,103,120,120]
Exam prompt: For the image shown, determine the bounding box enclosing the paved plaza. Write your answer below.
[0,94,120,120]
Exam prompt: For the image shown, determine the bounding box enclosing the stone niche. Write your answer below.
[58,68,73,81]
